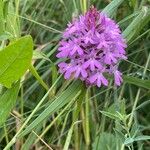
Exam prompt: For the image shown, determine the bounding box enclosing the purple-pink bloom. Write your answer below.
[57,7,127,87]
[89,73,108,87]
[114,70,123,86]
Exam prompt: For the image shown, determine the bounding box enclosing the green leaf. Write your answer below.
[21,126,41,150]
[123,7,150,42]
[123,75,150,90]
[100,111,121,120]
[124,135,150,145]
[19,80,82,137]
[102,0,124,17]
[0,35,33,88]
[92,132,121,150]
[0,82,20,126]
[134,136,150,142]
[100,100,127,121]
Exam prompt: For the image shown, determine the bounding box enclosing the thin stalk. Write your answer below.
[29,64,49,91]
[57,111,70,145]
[11,13,62,34]
[20,86,24,119]
[73,0,77,10]
[85,88,90,146]
[83,0,87,13]
[3,123,9,144]
[81,107,86,141]
[139,0,146,8]
[129,28,150,46]
[20,85,24,145]
[74,122,79,150]
[14,0,20,38]
[80,0,87,14]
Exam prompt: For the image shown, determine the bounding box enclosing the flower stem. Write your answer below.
[85,88,90,146]
[80,0,87,13]
[83,0,87,13]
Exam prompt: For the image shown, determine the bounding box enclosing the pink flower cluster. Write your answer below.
[57,7,127,87]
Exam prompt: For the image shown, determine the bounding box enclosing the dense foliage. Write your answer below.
[0,0,150,150]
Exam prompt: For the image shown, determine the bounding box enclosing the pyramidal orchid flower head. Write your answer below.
[57,7,127,87]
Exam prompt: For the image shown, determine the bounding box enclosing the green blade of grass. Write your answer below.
[102,0,124,17]
[123,75,150,90]
[123,7,150,42]
[19,80,83,137]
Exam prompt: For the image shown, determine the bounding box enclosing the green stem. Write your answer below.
[80,0,87,14]
[20,85,24,145]
[20,85,24,118]
[4,123,9,144]
[83,0,87,13]
[74,121,79,150]
[57,111,70,145]
[85,88,90,146]
[73,0,77,10]
[29,64,49,91]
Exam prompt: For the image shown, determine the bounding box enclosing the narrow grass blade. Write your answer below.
[19,80,82,137]
[123,75,150,90]
[123,7,150,42]
[102,0,124,17]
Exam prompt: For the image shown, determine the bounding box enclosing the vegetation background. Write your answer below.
[0,0,150,150]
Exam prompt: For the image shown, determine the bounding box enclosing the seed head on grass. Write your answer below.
[57,7,127,87]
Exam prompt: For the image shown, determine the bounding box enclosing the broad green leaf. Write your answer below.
[0,35,33,88]
[102,0,124,17]
[123,75,150,90]
[19,80,82,137]
[0,82,20,126]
